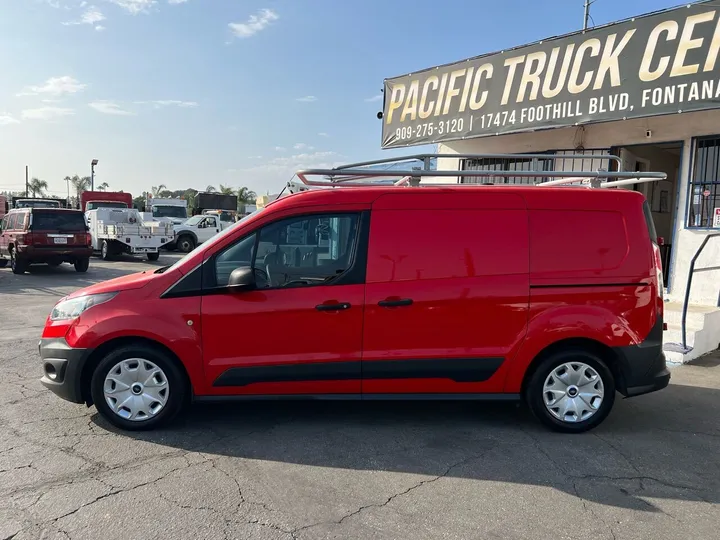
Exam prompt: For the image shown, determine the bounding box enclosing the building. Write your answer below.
[380,0,720,363]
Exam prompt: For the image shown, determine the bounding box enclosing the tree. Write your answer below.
[219,184,236,196]
[151,184,167,197]
[28,177,48,197]
[68,175,91,202]
[132,196,146,211]
[237,186,257,204]
[97,182,110,191]
[205,185,216,193]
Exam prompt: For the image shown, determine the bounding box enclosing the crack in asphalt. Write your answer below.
[289,452,489,538]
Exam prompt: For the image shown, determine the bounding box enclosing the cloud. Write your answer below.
[62,7,105,28]
[229,8,278,38]
[17,76,86,97]
[364,94,383,103]
[0,113,20,126]
[109,0,157,14]
[318,132,329,137]
[95,24,106,31]
[274,146,286,151]
[295,95,317,103]
[134,100,199,109]
[293,143,314,151]
[168,0,188,3]
[242,151,343,173]
[89,100,135,115]
[21,107,74,120]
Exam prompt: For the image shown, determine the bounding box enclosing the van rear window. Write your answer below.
[642,200,658,245]
[32,211,86,232]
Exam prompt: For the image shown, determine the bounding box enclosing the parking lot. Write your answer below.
[0,254,719,540]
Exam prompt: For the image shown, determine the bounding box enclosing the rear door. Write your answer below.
[31,210,87,246]
[361,191,530,395]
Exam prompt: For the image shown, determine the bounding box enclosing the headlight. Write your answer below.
[50,293,117,321]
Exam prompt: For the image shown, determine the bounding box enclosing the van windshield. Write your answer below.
[153,206,187,219]
[86,201,128,211]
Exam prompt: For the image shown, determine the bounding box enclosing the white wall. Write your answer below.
[436,109,720,306]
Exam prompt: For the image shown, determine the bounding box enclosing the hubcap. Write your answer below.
[543,362,604,423]
[103,358,169,422]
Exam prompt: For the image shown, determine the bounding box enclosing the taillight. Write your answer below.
[652,242,664,318]
[17,233,33,246]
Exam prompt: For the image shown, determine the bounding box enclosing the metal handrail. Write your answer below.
[675,233,720,352]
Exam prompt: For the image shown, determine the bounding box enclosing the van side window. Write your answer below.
[214,213,360,289]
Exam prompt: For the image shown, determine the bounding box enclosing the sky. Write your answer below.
[0,0,687,199]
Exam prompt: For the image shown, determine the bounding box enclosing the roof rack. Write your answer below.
[291,153,666,192]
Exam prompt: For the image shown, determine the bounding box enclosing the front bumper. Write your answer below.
[39,338,92,404]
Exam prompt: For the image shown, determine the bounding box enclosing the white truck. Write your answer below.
[86,208,174,261]
[172,214,225,253]
[145,196,188,225]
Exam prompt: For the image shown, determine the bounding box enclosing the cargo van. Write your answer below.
[38,154,669,433]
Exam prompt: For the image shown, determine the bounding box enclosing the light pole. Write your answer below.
[91,159,98,191]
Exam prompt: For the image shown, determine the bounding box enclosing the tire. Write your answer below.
[90,344,188,431]
[10,250,27,275]
[525,349,616,433]
[147,252,160,262]
[74,258,90,273]
[176,235,195,253]
[101,240,111,261]
[0,259,7,268]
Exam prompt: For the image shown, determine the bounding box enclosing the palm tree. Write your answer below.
[219,184,236,196]
[151,184,167,197]
[68,175,91,201]
[97,182,110,191]
[28,177,48,197]
[237,186,257,203]
[205,185,217,193]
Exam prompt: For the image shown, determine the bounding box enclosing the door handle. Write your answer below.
[316,302,351,311]
[378,298,413,307]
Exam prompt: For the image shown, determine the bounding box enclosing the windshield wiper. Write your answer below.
[154,265,171,274]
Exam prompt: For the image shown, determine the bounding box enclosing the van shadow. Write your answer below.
[101,381,720,513]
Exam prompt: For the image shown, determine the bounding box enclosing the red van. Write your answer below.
[38,177,668,433]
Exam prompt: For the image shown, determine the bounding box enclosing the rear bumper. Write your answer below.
[18,245,92,262]
[38,338,92,404]
[614,317,670,398]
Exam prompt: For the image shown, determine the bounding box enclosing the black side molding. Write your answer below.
[213,357,505,387]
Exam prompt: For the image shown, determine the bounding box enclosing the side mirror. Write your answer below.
[227,266,255,291]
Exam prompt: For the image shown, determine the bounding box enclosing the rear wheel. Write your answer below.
[74,258,90,273]
[176,235,195,253]
[90,344,188,431]
[526,349,615,433]
[10,250,27,275]
[101,240,111,261]
[147,252,160,262]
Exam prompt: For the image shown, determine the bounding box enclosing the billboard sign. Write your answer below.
[381,1,720,148]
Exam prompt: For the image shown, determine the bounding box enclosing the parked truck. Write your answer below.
[194,192,238,215]
[86,207,174,261]
[145,196,188,225]
[80,191,132,212]
[12,196,66,209]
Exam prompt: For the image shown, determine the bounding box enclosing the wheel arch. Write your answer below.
[520,337,626,398]
[80,335,193,406]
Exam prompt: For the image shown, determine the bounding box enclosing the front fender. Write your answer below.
[504,304,637,392]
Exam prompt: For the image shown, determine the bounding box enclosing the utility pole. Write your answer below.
[65,177,71,208]
[583,0,591,30]
[25,165,29,197]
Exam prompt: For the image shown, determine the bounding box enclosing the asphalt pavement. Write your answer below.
[1,253,719,540]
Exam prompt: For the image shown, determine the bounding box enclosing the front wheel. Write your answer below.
[525,350,615,433]
[101,240,112,261]
[90,344,188,431]
[74,258,90,273]
[147,252,160,262]
[176,235,195,253]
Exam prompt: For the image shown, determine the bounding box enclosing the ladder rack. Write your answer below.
[291,153,666,192]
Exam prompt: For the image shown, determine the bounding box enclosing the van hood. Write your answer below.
[66,270,157,299]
